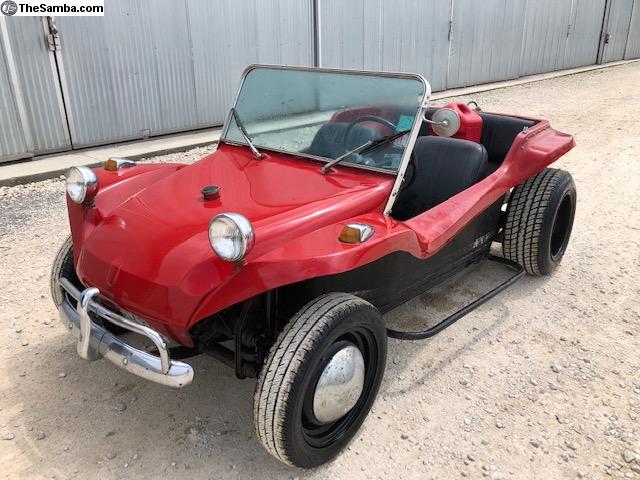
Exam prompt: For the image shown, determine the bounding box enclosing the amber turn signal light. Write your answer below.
[104,157,136,171]
[339,223,374,243]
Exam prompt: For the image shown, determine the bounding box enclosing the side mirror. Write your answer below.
[423,108,461,137]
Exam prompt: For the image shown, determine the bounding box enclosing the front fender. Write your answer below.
[68,163,186,261]
[188,212,420,327]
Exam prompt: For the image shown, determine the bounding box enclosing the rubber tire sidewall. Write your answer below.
[50,235,77,308]
[536,172,576,274]
[503,168,577,275]
[254,293,387,468]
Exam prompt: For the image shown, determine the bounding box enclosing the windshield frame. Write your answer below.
[220,64,432,215]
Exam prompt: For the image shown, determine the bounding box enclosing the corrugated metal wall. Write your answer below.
[0,21,29,161]
[562,0,608,69]
[626,0,640,58]
[600,0,635,62]
[447,0,526,88]
[512,0,573,76]
[1,0,640,162]
[187,0,314,128]
[56,0,314,149]
[317,0,451,91]
[0,17,70,161]
[320,0,640,90]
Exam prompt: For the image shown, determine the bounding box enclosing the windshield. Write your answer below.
[222,66,427,173]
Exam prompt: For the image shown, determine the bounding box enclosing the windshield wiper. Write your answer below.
[321,129,411,174]
[230,108,263,159]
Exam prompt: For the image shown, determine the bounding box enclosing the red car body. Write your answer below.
[67,113,573,347]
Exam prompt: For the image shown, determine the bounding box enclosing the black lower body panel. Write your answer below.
[278,199,504,318]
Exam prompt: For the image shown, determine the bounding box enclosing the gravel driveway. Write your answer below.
[1,62,639,480]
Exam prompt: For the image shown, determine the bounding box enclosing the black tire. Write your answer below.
[50,235,78,308]
[253,293,387,468]
[503,168,576,275]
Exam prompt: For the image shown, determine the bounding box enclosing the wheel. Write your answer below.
[502,168,577,275]
[50,235,78,308]
[253,293,387,468]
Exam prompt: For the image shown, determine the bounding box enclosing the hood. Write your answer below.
[76,144,393,328]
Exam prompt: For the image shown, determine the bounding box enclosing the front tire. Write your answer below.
[253,293,387,468]
[50,235,77,308]
[503,168,577,275]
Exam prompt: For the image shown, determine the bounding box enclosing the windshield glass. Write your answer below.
[222,66,426,173]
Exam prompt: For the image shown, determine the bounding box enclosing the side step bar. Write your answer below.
[386,255,525,340]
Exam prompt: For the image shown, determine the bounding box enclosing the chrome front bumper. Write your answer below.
[57,278,194,388]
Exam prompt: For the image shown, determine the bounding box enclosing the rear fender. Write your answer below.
[406,120,575,255]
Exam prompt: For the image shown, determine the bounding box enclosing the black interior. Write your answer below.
[478,113,534,173]
[392,136,488,221]
[420,108,535,173]
[305,122,382,159]
[390,108,535,220]
[305,109,535,222]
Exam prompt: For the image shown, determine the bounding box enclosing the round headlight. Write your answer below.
[65,166,98,204]
[208,213,254,262]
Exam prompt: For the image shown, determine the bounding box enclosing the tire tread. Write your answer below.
[253,293,377,466]
[502,168,568,275]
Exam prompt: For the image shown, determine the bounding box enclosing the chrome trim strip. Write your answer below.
[107,157,136,170]
[57,278,192,387]
[383,92,431,215]
[342,223,375,243]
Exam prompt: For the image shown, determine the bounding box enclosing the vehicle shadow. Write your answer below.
[381,251,554,396]
[3,252,550,479]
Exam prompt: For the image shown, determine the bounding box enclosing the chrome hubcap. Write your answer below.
[312,344,365,423]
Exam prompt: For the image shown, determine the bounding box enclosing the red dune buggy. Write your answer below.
[51,65,576,468]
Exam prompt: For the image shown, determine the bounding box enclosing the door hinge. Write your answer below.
[566,23,573,37]
[46,17,61,51]
[448,20,453,41]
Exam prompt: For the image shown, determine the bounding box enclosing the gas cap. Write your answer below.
[202,185,220,201]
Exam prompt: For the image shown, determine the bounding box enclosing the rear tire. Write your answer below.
[502,168,576,275]
[253,293,387,468]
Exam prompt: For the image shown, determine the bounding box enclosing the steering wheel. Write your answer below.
[343,115,397,147]
[340,115,399,168]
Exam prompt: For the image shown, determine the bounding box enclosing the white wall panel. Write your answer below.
[318,0,451,91]
[448,0,526,88]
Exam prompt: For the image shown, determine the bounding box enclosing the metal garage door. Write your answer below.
[623,0,640,58]
[561,0,608,69]
[520,0,574,76]
[317,0,451,92]
[54,0,314,149]
[0,17,71,162]
[599,0,635,62]
[447,0,526,89]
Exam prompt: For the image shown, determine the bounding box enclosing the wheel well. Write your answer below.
[189,287,313,379]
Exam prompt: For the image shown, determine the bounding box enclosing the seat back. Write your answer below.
[479,113,534,169]
[393,136,488,221]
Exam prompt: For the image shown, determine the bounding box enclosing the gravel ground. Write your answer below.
[1,62,639,480]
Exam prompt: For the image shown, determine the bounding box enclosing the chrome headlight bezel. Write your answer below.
[65,166,98,204]
[208,213,254,262]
